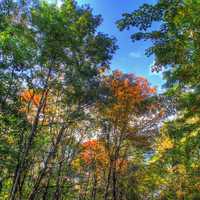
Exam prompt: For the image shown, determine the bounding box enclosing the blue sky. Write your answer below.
[76,0,164,91]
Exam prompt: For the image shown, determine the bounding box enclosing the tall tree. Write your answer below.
[0,0,116,199]
[99,71,161,200]
[117,0,200,199]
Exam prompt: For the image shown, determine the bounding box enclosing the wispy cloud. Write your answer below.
[129,52,142,58]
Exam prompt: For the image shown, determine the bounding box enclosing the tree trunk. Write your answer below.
[9,68,51,200]
[28,125,67,200]
[112,167,117,200]
[91,172,97,200]
[104,161,112,200]
[53,143,66,200]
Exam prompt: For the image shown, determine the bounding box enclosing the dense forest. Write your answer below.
[0,0,199,199]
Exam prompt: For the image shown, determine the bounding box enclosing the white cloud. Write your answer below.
[129,52,142,58]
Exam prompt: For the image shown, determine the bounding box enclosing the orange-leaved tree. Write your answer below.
[97,70,162,200]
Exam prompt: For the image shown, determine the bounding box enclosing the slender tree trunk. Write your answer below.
[104,161,112,200]
[28,125,67,200]
[111,131,123,200]
[53,143,66,200]
[18,171,27,200]
[9,68,51,200]
[112,150,119,200]
[53,165,62,200]
[10,89,48,200]
[112,167,117,200]
[91,172,97,200]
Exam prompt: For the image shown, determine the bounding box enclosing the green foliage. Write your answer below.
[118,0,200,199]
[0,0,117,199]
[1,0,200,199]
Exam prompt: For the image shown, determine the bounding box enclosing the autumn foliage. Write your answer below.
[81,140,108,167]
[108,70,156,101]
[21,90,42,107]
[80,139,128,173]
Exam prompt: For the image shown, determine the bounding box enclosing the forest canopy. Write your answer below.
[0,0,199,200]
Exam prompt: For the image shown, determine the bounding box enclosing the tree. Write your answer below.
[0,0,116,199]
[117,0,200,199]
[96,70,162,200]
[66,70,163,200]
